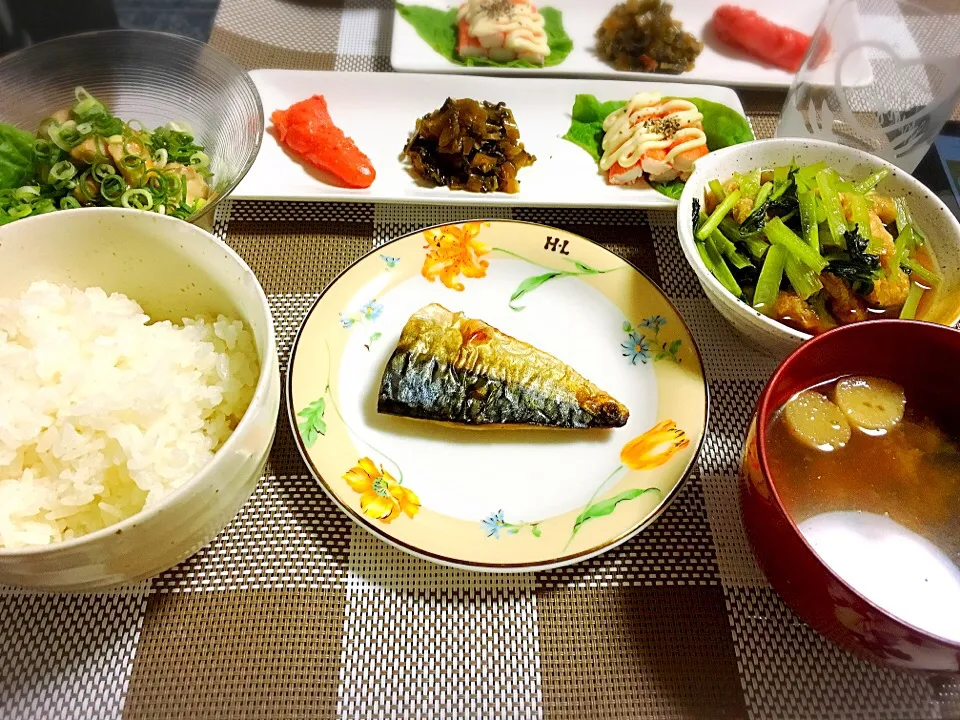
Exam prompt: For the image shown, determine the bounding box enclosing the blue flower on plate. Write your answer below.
[640,315,667,332]
[360,300,383,321]
[482,510,505,539]
[622,332,650,365]
[339,312,355,329]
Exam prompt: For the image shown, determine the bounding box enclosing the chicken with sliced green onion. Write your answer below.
[0,87,214,224]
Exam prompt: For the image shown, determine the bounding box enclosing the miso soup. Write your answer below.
[767,376,960,641]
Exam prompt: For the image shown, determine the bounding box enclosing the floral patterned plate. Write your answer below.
[287,220,708,570]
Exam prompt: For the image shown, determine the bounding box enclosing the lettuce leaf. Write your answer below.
[562,95,627,162]
[562,94,754,199]
[396,3,572,68]
[0,122,36,190]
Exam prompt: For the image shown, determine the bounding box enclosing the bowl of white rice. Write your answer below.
[0,208,280,590]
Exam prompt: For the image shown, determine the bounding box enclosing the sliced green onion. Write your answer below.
[189,151,210,170]
[165,120,193,134]
[107,134,124,145]
[765,217,828,273]
[72,86,107,120]
[708,178,725,203]
[815,170,848,247]
[92,162,116,182]
[8,204,33,219]
[120,188,153,210]
[34,138,60,164]
[100,174,126,202]
[119,154,144,172]
[13,186,40,202]
[77,170,98,201]
[153,148,168,168]
[48,160,77,183]
[899,283,925,319]
[47,124,72,152]
[798,192,819,250]
[127,119,145,133]
[76,122,93,136]
[59,196,82,210]
[901,257,941,286]
[784,255,823,300]
[57,124,82,149]
[753,245,787,316]
[704,231,742,297]
[33,198,56,215]
[853,168,889,194]
[141,170,167,194]
[697,189,742,241]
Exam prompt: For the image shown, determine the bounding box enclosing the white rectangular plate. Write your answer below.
[232,70,748,209]
[390,0,829,89]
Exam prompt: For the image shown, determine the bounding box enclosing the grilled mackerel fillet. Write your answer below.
[377,304,629,428]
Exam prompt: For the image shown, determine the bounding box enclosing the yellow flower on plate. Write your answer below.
[343,457,420,523]
[421,222,491,291]
[620,420,690,470]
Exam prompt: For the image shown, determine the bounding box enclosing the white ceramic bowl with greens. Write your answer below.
[676,138,960,359]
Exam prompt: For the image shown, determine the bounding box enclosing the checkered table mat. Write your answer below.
[3,2,960,719]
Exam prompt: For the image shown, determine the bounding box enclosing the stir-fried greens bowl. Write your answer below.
[0,30,262,225]
[677,139,960,358]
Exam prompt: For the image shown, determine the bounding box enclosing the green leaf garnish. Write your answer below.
[395,3,572,68]
[0,123,37,190]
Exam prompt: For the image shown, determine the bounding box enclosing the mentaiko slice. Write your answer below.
[377,304,629,428]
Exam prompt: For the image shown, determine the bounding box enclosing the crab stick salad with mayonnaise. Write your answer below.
[599,92,708,185]
[457,0,550,65]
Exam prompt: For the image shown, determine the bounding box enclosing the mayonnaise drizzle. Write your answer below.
[458,0,550,58]
[599,92,707,171]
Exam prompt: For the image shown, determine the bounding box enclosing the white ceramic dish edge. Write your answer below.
[232,69,749,209]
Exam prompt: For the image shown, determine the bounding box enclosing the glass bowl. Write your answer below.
[0,29,263,223]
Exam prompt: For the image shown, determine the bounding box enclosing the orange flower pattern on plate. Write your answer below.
[343,457,420,523]
[620,420,690,470]
[421,222,491,291]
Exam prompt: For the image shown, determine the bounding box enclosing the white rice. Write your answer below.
[0,281,260,549]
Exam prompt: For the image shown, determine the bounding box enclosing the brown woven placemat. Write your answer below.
[3,2,960,720]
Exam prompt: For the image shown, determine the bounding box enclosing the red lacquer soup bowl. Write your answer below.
[741,319,960,673]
